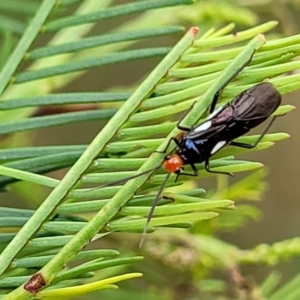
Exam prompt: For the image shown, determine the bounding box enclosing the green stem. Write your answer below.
[2,27,199,300]
[0,0,56,96]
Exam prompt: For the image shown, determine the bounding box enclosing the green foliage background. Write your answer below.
[0,1,300,299]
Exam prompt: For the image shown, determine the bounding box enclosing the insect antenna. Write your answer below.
[95,163,163,188]
[139,172,171,248]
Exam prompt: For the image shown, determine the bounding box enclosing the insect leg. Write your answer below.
[205,159,234,176]
[140,173,171,248]
[230,116,277,149]
[209,53,255,114]
[176,102,197,132]
[155,137,181,154]
[175,162,198,181]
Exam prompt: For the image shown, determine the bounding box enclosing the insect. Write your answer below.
[163,81,281,180]
[100,79,282,246]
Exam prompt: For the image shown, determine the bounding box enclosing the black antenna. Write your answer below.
[139,172,171,248]
[94,163,163,188]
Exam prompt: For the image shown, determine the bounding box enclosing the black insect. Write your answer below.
[99,58,282,245]
[162,82,281,179]
[103,81,281,187]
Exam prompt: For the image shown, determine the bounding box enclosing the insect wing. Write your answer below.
[182,83,281,149]
[185,119,227,140]
[231,82,281,121]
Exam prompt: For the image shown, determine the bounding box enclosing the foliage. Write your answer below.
[0,1,300,299]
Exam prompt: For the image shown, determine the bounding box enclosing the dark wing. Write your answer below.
[231,82,281,121]
[186,99,234,140]
[186,121,227,139]
[186,82,281,140]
